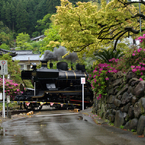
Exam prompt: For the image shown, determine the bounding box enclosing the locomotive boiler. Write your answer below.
[15,60,93,111]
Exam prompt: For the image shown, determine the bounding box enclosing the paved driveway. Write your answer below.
[0,108,145,145]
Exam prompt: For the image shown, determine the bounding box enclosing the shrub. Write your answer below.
[0,78,22,100]
[89,34,145,99]
[88,63,118,99]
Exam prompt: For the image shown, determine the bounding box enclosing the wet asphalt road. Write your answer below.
[1,107,145,145]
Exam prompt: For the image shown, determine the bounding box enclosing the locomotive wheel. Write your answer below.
[24,103,42,111]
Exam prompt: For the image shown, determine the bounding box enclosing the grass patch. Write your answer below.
[120,125,124,129]
[131,129,136,132]
[109,122,114,126]
[0,102,19,111]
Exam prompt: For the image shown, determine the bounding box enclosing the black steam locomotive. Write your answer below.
[15,60,93,111]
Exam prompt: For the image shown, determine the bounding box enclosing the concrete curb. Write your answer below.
[80,108,109,125]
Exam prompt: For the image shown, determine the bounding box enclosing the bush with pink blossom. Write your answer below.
[0,78,23,100]
[88,34,145,100]
[88,63,118,100]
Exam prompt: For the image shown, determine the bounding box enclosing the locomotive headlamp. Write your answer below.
[30,63,37,70]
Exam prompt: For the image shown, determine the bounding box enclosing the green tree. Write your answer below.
[5,2,11,28]
[16,33,31,50]
[0,0,91,36]
[32,31,40,38]
[35,0,47,21]
[39,23,62,54]
[16,1,29,33]
[0,21,14,47]
[0,53,21,83]
[45,0,60,14]
[10,2,16,32]
[0,32,14,47]
[0,43,10,50]
[31,41,43,54]
[36,13,52,34]
[1,2,6,24]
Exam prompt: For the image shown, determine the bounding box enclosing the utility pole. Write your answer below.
[139,0,142,33]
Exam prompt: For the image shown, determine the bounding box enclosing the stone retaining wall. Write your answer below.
[93,70,145,136]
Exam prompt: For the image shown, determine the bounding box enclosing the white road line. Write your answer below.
[34,113,79,117]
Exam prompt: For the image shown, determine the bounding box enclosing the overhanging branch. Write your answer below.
[132,13,145,20]
[118,0,145,6]
[73,43,93,52]
[113,31,128,51]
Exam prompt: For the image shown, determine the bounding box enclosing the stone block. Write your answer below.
[117,95,122,100]
[108,114,115,123]
[112,78,123,87]
[116,84,128,97]
[124,118,138,131]
[130,118,138,131]
[107,95,115,104]
[131,80,140,87]
[129,78,140,85]
[124,121,130,130]
[114,110,127,127]
[122,103,131,113]
[107,104,116,109]
[127,86,133,94]
[134,98,145,118]
[128,105,134,119]
[132,96,138,105]
[137,115,145,135]
[116,71,124,78]
[133,81,145,98]
[126,70,138,82]
[114,99,122,107]
[108,88,114,95]
[121,92,132,105]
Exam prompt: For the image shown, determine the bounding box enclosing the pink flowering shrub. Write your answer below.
[0,78,22,100]
[88,63,118,100]
[131,62,145,81]
[89,40,145,100]
[110,47,145,73]
[137,34,145,48]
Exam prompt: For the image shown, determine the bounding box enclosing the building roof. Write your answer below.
[12,50,33,55]
[12,54,44,61]
[31,35,45,41]
[0,48,17,57]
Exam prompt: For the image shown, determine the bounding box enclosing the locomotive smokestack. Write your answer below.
[71,62,73,70]
[49,62,53,69]
[41,60,48,68]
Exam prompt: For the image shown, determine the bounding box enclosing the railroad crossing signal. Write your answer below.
[0,60,8,75]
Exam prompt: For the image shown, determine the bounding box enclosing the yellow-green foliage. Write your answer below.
[16,33,32,50]
[39,23,62,54]
[51,0,144,59]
